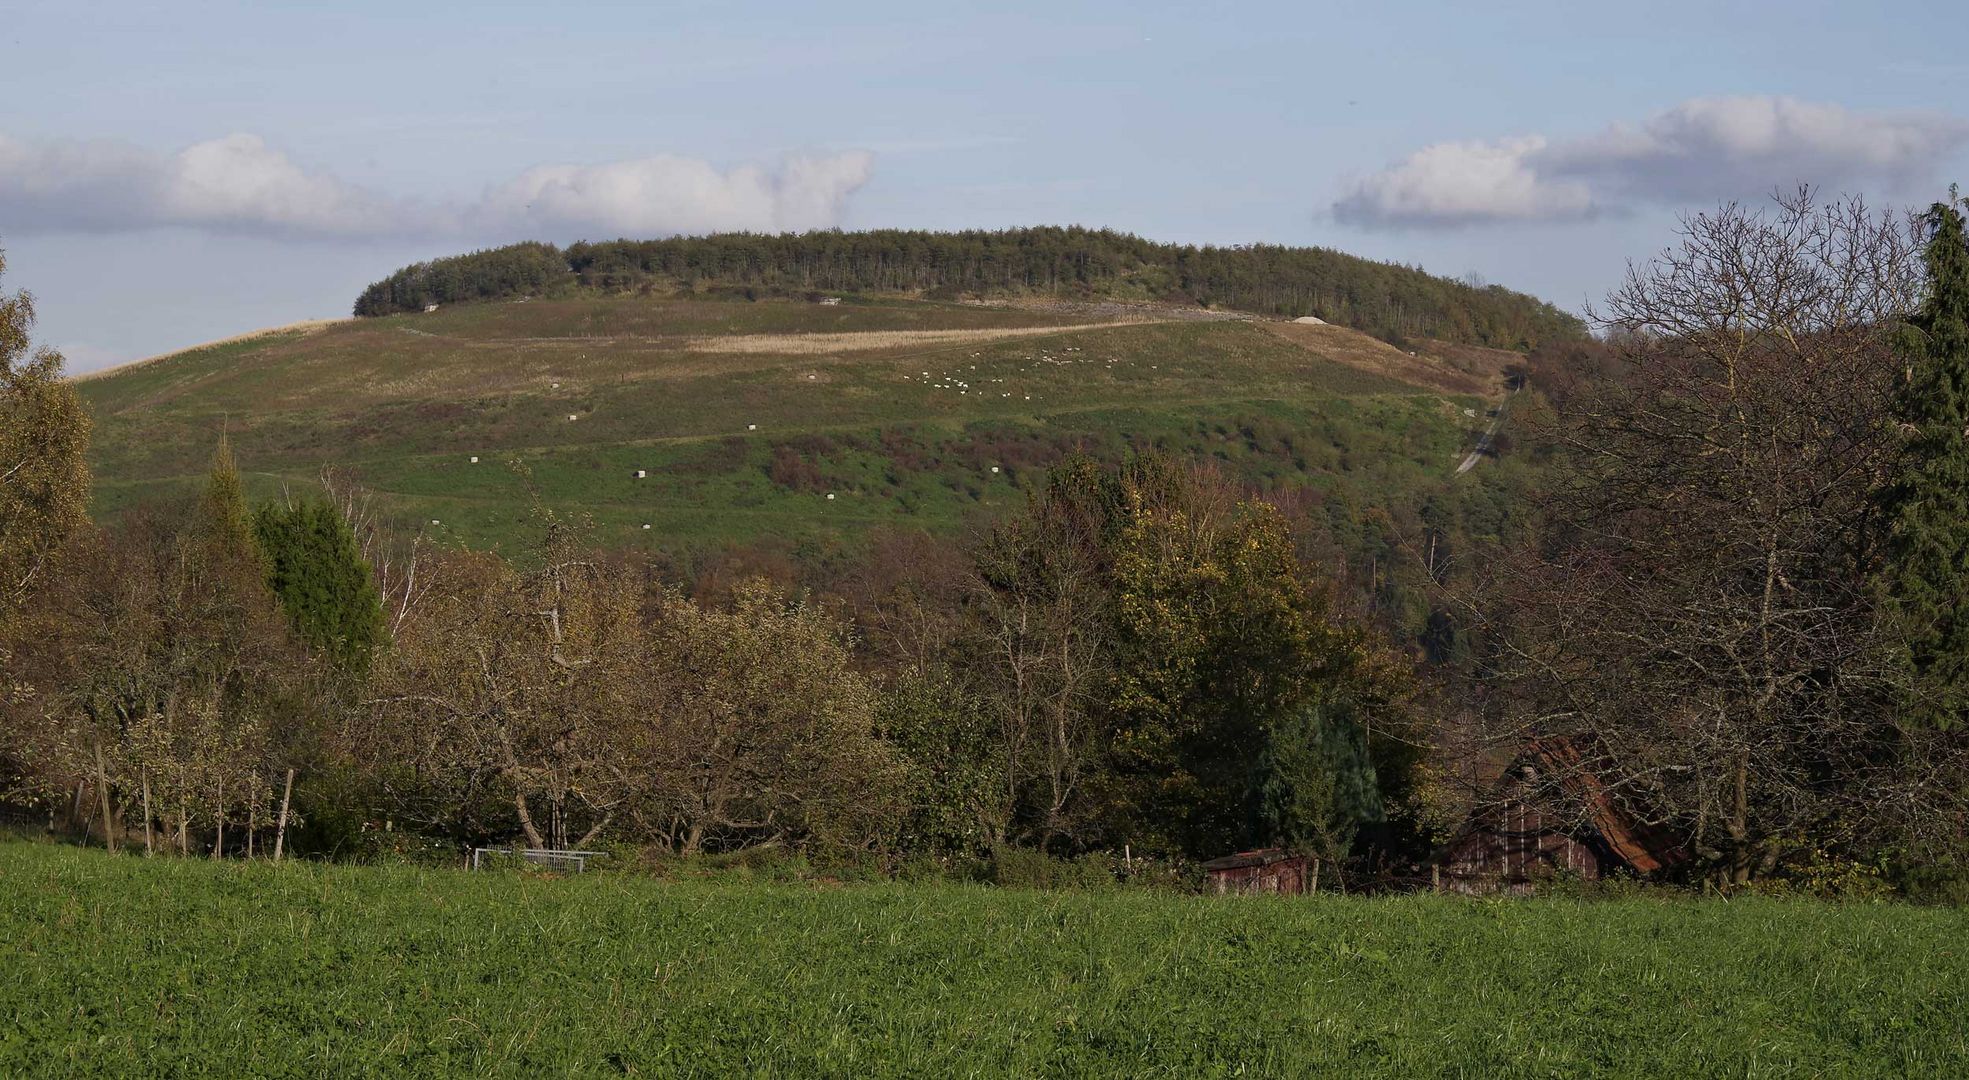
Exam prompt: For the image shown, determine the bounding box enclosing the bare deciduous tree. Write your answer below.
[368,538,642,851]
[1465,190,1968,884]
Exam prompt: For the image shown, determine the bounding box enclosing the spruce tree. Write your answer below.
[1878,194,1969,728]
[252,497,387,679]
[196,433,260,568]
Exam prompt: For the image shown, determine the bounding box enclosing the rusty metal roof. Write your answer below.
[1526,737,1687,874]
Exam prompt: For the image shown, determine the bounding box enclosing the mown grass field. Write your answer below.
[2,841,1963,1077]
[75,295,1507,551]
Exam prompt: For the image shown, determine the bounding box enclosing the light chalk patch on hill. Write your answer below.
[682,320,1168,356]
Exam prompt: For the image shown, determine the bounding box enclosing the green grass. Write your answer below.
[77,295,1500,551]
[2,841,1963,1077]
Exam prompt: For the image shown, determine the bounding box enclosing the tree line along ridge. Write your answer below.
[351,227,1587,352]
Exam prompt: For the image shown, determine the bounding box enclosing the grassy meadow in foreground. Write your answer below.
[1,842,1963,1077]
[75,295,1505,550]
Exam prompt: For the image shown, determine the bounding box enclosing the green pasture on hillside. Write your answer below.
[76,296,1495,550]
[1,842,1963,1076]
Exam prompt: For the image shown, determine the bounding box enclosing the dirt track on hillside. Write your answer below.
[683,320,1171,355]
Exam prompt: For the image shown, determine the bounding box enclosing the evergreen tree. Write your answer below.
[253,497,388,679]
[1256,699,1384,860]
[1877,194,1969,728]
[196,434,260,569]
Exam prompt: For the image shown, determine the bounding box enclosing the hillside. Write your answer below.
[76,292,1526,553]
[352,228,1588,351]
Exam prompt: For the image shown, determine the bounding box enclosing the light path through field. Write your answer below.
[1456,380,1523,475]
[683,320,1167,355]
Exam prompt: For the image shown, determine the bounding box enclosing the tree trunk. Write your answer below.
[273,768,296,862]
[513,794,546,850]
[212,780,225,860]
[93,740,117,854]
[140,768,154,857]
[572,814,612,851]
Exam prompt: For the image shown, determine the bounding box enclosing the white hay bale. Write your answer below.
[469,456,479,463]
[635,470,647,478]
[826,493,836,501]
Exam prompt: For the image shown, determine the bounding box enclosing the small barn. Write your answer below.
[1202,848,1312,895]
[1440,738,1685,894]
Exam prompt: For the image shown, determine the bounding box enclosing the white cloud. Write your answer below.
[1334,96,1969,229]
[478,151,872,237]
[159,134,415,236]
[0,133,411,237]
[0,132,873,241]
[1330,135,1595,227]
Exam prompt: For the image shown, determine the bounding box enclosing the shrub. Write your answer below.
[987,846,1117,891]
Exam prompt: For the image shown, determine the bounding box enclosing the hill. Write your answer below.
[351,227,1588,351]
[77,292,1528,555]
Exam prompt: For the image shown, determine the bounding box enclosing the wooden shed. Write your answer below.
[1202,848,1312,895]
[1440,738,1686,894]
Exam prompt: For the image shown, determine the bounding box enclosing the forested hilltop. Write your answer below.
[352,227,1586,350]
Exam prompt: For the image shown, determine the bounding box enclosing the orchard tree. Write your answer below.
[367,515,646,850]
[27,440,306,854]
[369,515,900,855]
[630,581,900,855]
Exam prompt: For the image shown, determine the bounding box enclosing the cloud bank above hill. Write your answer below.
[0,132,874,241]
[1333,96,1969,228]
[475,152,872,237]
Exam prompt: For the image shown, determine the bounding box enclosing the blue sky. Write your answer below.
[4,0,1966,371]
